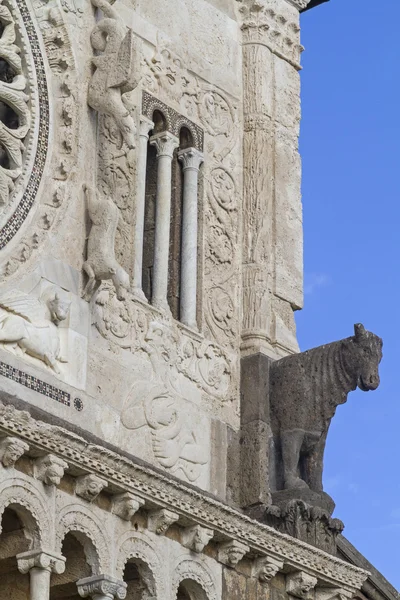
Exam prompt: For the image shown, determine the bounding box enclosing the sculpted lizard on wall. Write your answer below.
[88,0,139,149]
[269,323,382,506]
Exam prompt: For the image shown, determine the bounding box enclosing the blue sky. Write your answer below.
[297,0,400,590]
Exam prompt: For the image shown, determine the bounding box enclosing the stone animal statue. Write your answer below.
[0,290,70,373]
[88,0,139,149]
[82,184,130,302]
[269,324,382,494]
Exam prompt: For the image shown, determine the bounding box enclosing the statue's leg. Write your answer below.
[281,429,308,490]
[44,353,60,374]
[82,262,96,301]
[305,430,328,492]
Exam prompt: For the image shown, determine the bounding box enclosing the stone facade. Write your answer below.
[0,0,396,599]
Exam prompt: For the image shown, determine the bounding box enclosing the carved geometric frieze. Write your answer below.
[218,540,250,567]
[111,493,145,521]
[181,524,214,553]
[0,360,73,407]
[252,555,284,584]
[76,574,127,599]
[17,549,66,574]
[75,474,108,502]
[147,508,179,535]
[142,92,203,151]
[34,454,68,486]
[287,572,318,599]
[0,436,28,467]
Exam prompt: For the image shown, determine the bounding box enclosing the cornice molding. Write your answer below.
[0,400,368,591]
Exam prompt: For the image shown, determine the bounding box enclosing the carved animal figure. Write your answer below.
[82,184,130,301]
[88,0,139,149]
[0,290,70,373]
[269,324,382,493]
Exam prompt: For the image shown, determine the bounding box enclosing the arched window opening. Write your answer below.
[177,580,209,600]
[0,508,31,599]
[123,557,156,600]
[152,109,166,134]
[179,126,194,150]
[168,134,184,320]
[50,533,92,600]
[142,139,158,302]
[139,98,203,327]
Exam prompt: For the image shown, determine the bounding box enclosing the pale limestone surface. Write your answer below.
[0,1,341,598]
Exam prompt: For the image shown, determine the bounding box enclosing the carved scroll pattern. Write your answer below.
[0,0,79,278]
[94,284,232,402]
[142,45,241,352]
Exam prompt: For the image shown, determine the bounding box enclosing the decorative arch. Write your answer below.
[56,504,111,573]
[116,532,166,599]
[0,476,50,547]
[172,559,218,600]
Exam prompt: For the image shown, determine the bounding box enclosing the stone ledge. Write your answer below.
[0,399,368,591]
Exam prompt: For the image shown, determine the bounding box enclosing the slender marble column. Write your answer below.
[149,131,179,311]
[17,549,65,600]
[178,147,204,328]
[77,574,127,600]
[132,116,154,299]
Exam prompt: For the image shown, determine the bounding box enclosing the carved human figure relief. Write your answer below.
[0,0,30,206]
[82,184,130,301]
[0,290,70,372]
[88,0,138,149]
[121,382,207,482]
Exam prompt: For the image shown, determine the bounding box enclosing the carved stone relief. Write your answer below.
[142,43,241,353]
[0,288,70,373]
[0,0,79,279]
[0,0,31,207]
[121,380,209,484]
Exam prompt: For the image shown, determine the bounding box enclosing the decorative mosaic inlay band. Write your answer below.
[142,92,204,151]
[0,361,70,406]
[0,0,49,249]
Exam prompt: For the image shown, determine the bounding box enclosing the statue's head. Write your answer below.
[49,293,71,324]
[352,323,383,391]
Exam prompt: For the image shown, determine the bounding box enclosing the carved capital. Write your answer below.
[252,555,284,583]
[75,474,108,502]
[150,131,179,159]
[77,575,127,599]
[287,572,318,599]
[139,117,154,139]
[34,453,68,486]
[17,549,66,575]
[148,508,179,535]
[181,524,214,553]
[0,436,29,467]
[218,540,250,567]
[111,492,145,521]
[237,0,302,69]
[178,147,204,172]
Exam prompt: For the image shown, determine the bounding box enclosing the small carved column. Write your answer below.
[77,574,127,600]
[150,131,179,311]
[178,147,204,328]
[17,549,66,600]
[133,116,154,299]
